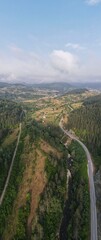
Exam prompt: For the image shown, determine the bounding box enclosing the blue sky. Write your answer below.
[0,0,101,82]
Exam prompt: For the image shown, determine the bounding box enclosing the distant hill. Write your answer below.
[0,82,26,88]
[29,82,74,92]
[0,81,74,93]
[74,82,101,90]
[66,88,88,95]
[0,82,10,88]
[1,80,101,91]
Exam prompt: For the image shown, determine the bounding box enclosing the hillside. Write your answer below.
[67,94,101,239]
[66,88,88,95]
[30,82,74,92]
[0,88,98,240]
[67,94,101,167]
[0,120,68,240]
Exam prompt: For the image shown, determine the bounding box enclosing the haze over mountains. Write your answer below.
[0,81,101,93]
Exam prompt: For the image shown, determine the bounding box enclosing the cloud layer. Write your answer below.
[0,45,101,83]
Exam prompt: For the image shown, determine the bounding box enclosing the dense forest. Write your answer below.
[60,141,90,240]
[0,100,22,128]
[0,100,23,145]
[0,119,68,240]
[0,117,90,240]
[67,94,101,168]
[0,100,23,198]
[0,90,96,239]
[67,88,88,95]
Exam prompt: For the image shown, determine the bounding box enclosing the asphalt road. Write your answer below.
[0,123,22,206]
[59,123,98,240]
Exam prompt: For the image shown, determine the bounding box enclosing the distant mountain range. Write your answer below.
[28,82,73,92]
[0,81,101,92]
[73,82,101,90]
[0,81,74,93]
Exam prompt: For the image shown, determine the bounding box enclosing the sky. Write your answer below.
[0,0,101,83]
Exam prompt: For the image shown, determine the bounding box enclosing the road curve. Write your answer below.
[59,123,98,240]
[0,123,22,206]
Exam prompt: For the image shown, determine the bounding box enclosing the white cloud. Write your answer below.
[0,45,101,83]
[86,0,101,5]
[51,50,79,76]
[0,45,58,83]
[66,43,85,50]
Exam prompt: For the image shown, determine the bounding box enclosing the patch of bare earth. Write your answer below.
[3,136,62,240]
[27,149,46,236]
[3,137,47,240]
[40,139,62,159]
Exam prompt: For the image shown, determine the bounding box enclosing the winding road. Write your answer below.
[59,122,98,240]
[0,123,22,206]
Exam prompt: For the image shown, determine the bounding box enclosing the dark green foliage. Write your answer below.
[0,118,67,240]
[42,198,62,239]
[0,141,16,194]
[13,192,31,240]
[67,88,88,95]
[45,158,57,181]
[0,100,24,150]
[15,119,67,240]
[27,119,64,151]
[84,94,101,105]
[0,99,24,238]
[31,139,67,239]
[0,139,24,238]
[28,120,67,239]
[0,100,22,131]
[66,141,90,240]
[67,94,101,168]
[32,167,66,239]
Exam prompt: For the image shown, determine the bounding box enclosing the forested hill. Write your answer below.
[84,94,101,105]
[0,100,22,128]
[0,100,23,144]
[66,88,88,95]
[67,94,101,167]
[29,82,73,92]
